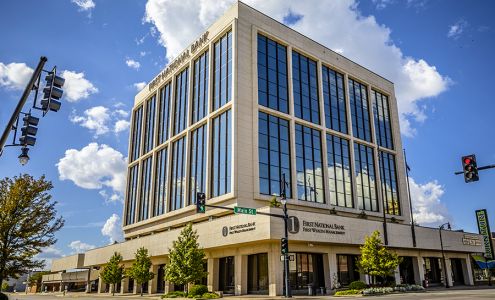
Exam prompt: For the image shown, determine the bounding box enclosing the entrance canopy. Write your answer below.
[472,255,495,269]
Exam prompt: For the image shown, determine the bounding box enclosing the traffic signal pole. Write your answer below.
[281,174,291,298]
[0,56,47,154]
[455,164,495,175]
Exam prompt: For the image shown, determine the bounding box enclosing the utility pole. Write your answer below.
[0,56,47,153]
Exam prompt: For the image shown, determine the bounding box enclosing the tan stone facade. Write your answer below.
[46,2,485,296]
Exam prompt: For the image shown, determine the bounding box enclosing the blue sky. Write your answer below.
[0,0,494,262]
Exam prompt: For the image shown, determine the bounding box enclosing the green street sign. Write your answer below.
[234,206,257,215]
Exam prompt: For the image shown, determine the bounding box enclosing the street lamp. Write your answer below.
[280,173,291,298]
[439,222,451,288]
[18,147,30,165]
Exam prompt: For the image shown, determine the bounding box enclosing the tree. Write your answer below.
[127,248,154,296]
[0,175,64,287]
[165,223,207,292]
[357,230,402,285]
[100,252,125,296]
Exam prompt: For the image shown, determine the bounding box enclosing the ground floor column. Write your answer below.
[414,256,425,285]
[444,258,453,287]
[394,266,401,285]
[322,253,331,294]
[462,255,474,285]
[59,282,63,292]
[121,277,129,294]
[97,278,104,294]
[149,265,159,294]
[207,257,218,292]
[234,254,247,295]
[164,281,174,294]
[133,280,140,295]
[268,243,283,296]
[327,252,338,290]
[85,267,92,293]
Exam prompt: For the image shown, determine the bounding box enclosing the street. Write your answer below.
[5,288,495,300]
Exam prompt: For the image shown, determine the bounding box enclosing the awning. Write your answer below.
[471,255,495,269]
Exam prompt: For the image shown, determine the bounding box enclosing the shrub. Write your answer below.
[162,291,188,298]
[201,292,220,299]
[348,280,367,290]
[188,285,209,298]
[394,284,425,292]
[362,287,393,295]
[334,289,361,296]
[0,292,8,300]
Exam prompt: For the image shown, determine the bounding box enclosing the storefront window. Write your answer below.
[248,253,269,294]
[337,254,360,286]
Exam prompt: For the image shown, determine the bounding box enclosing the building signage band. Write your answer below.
[222,222,256,237]
[148,31,209,91]
[287,216,345,235]
[476,209,494,259]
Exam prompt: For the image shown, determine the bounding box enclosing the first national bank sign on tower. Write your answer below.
[148,31,210,91]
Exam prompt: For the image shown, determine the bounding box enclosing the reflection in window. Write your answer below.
[189,124,207,205]
[372,90,393,149]
[213,31,232,110]
[354,143,378,211]
[154,147,168,217]
[322,66,347,133]
[257,34,288,113]
[349,78,371,142]
[337,254,360,286]
[292,51,320,124]
[192,51,209,124]
[125,164,139,225]
[258,112,291,198]
[138,156,152,221]
[170,136,186,211]
[143,96,156,154]
[157,83,171,145]
[295,124,324,203]
[327,134,353,208]
[211,110,232,197]
[379,151,400,215]
[174,68,189,135]
[130,106,143,161]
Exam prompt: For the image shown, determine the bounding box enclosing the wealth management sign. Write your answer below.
[476,209,494,259]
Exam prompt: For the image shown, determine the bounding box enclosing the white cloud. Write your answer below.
[114,119,130,133]
[145,0,451,136]
[372,0,393,10]
[71,0,95,11]
[134,81,147,91]
[0,62,33,90]
[71,106,130,136]
[101,214,124,244]
[99,190,122,203]
[68,240,96,254]
[126,59,141,70]
[448,19,468,40]
[61,70,98,102]
[140,51,148,57]
[70,106,110,136]
[57,143,127,197]
[409,177,450,227]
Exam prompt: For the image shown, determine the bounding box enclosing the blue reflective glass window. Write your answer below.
[157,83,171,145]
[258,112,291,197]
[295,124,324,203]
[130,106,143,161]
[257,34,288,113]
[293,52,320,125]
[349,79,371,142]
[138,156,152,221]
[354,143,378,211]
[189,124,207,205]
[322,66,347,133]
[192,51,209,124]
[143,95,156,154]
[379,151,400,215]
[372,90,394,149]
[125,164,139,225]
[153,147,168,217]
[174,68,189,135]
[213,31,232,110]
[170,136,186,211]
[327,134,353,208]
[211,109,232,197]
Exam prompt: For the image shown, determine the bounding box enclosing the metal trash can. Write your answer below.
[320,287,326,294]
[308,285,314,296]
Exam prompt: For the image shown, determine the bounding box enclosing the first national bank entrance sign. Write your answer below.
[288,216,346,235]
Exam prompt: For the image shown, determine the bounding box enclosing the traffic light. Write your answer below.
[462,155,479,183]
[281,238,289,255]
[196,192,206,213]
[19,114,39,146]
[41,73,65,113]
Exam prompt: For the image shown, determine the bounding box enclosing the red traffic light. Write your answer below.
[464,158,471,165]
